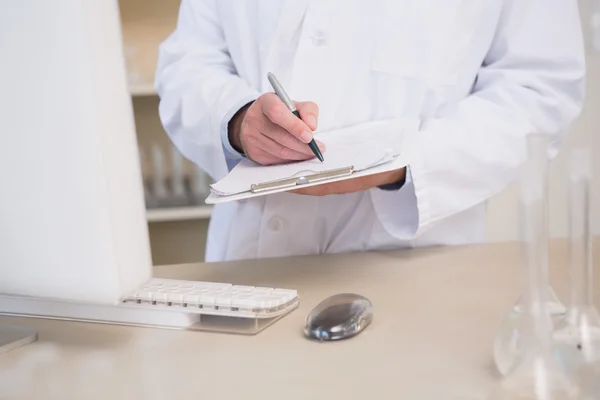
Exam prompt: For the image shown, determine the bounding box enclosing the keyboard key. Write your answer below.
[252,296,282,309]
[271,289,297,303]
[230,295,257,309]
[215,295,233,308]
[229,286,255,294]
[167,290,187,304]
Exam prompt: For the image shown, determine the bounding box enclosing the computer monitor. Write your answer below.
[0,1,153,350]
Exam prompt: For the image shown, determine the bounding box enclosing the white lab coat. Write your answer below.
[155,0,585,262]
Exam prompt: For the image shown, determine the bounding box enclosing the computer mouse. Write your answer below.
[303,293,373,341]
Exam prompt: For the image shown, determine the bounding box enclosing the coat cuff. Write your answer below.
[369,165,423,240]
[219,94,259,162]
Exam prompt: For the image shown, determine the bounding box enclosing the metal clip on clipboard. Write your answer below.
[250,166,354,193]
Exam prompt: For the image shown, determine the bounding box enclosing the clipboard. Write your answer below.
[205,150,411,204]
[205,117,420,204]
[250,166,354,193]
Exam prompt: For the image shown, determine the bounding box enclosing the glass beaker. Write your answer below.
[169,146,188,206]
[591,0,600,52]
[150,143,170,207]
[493,135,566,376]
[488,135,581,400]
[552,148,600,399]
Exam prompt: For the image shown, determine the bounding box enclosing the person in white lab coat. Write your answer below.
[155,1,585,262]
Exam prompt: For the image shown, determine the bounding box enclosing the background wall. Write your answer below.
[120,0,600,266]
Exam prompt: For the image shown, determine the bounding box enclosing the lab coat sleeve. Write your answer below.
[370,0,585,240]
[154,0,260,180]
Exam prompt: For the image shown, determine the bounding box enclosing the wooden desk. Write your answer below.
[0,240,598,399]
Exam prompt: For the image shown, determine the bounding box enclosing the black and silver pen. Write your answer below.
[267,72,324,162]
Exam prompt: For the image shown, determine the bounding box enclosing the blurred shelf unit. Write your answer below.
[118,0,213,224]
[118,0,180,97]
[139,142,214,222]
[130,83,157,97]
[146,205,213,223]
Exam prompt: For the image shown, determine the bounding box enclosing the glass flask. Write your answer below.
[552,148,600,399]
[591,0,600,52]
[488,135,581,400]
[493,135,566,376]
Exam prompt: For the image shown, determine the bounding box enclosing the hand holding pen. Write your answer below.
[227,73,326,165]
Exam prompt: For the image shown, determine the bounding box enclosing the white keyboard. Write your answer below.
[121,278,299,319]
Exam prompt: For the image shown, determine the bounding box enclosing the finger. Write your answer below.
[247,146,285,166]
[291,186,328,196]
[294,101,319,131]
[291,188,321,196]
[261,93,313,143]
[260,119,326,156]
[292,179,367,196]
[255,132,315,161]
[315,140,326,153]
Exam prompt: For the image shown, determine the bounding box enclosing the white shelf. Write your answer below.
[130,83,157,96]
[146,205,212,222]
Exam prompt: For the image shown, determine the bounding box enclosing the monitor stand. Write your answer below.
[0,325,37,354]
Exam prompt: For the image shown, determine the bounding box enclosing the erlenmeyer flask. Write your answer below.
[489,134,581,400]
[493,135,566,376]
[552,148,600,399]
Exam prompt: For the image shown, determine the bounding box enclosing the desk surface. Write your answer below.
[1,240,599,400]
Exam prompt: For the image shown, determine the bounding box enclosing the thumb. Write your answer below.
[294,101,319,131]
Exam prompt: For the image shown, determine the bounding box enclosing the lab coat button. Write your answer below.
[311,30,327,46]
[268,216,286,231]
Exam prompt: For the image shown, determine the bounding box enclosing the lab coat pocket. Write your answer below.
[371,0,482,88]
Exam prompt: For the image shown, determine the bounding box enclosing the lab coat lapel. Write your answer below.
[261,0,309,91]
